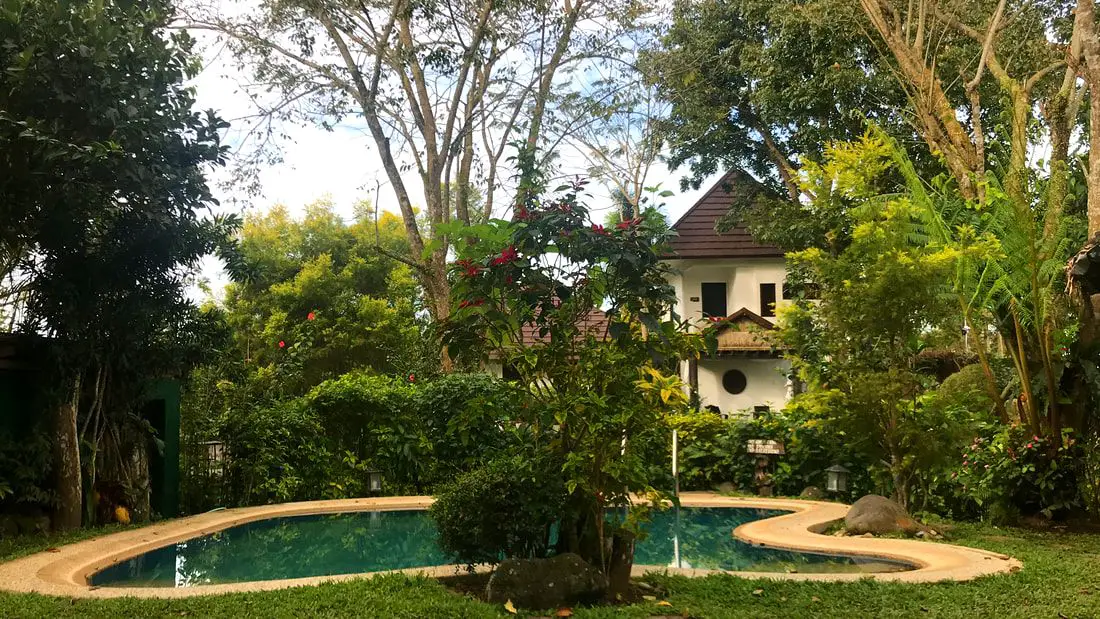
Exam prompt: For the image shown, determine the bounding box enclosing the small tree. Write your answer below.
[443,179,698,598]
[777,135,976,508]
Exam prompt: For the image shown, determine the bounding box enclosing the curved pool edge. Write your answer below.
[0,493,1020,598]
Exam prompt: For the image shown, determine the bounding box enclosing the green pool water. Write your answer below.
[89,507,912,587]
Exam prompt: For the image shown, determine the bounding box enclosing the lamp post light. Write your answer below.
[672,429,679,497]
[366,469,384,495]
[825,464,850,494]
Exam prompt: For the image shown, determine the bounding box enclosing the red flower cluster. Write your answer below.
[615,217,644,231]
[591,223,608,235]
[491,245,518,266]
[455,259,481,278]
[408,373,416,383]
[307,311,316,321]
[278,340,286,348]
[516,206,531,220]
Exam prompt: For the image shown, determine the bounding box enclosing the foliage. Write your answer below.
[219,398,331,506]
[0,427,55,510]
[306,373,425,492]
[1,0,235,526]
[219,202,419,393]
[773,135,976,508]
[641,0,913,201]
[671,404,876,500]
[181,371,521,512]
[444,179,698,584]
[954,425,1083,523]
[430,455,566,568]
[416,373,524,482]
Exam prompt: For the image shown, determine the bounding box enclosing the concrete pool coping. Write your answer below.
[0,493,1020,598]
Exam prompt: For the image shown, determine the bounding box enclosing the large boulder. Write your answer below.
[486,553,608,610]
[845,495,923,536]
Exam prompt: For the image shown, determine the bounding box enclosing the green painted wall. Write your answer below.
[145,379,181,518]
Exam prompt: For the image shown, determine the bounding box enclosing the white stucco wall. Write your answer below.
[695,357,791,417]
[667,259,788,327]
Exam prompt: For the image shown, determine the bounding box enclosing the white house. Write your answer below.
[665,170,792,418]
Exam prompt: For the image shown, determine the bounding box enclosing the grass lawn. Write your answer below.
[1,522,1098,618]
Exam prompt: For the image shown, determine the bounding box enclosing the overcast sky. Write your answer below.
[186,27,718,295]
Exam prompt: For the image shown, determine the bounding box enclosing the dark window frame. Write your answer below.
[701,282,728,318]
[760,283,777,317]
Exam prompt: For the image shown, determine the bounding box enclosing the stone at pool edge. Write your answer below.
[845,494,928,536]
[799,486,825,499]
[486,553,608,610]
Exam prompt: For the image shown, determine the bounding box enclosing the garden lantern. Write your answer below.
[825,464,850,493]
[367,469,383,495]
[201,440,226,475]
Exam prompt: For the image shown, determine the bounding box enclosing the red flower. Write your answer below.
[591,224,607,235]
[458,300,471,309]
[465,265,481,277]
[307,312,316,321]
[1026,442,1034,449]
[491,245,519,266]
[616,220,631,230]
[516,206,530,220]
[278,340,286,348]
[408,373,416,382]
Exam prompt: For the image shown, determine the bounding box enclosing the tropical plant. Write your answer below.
[1,0,233,528]
[443,178,700,597]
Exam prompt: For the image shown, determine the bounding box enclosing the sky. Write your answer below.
[186,23,717,296]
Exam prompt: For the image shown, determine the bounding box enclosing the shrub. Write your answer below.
[0,427,56,510]
[954,424,1082,522]
[430,454,565,568]
[306,372,426,490]
[416,373,522,485]
[671,402,874,500]
[220,398,331,506]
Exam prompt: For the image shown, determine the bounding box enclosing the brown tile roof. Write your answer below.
[668,170,785,259]
[517,308,610,346]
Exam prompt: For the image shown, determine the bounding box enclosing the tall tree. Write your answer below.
[0,0,230,528]
[182,0,648,346]
[642,0,912,202]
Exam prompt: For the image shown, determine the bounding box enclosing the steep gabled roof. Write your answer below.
[668,169,784,260]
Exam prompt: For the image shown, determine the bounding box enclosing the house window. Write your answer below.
[722,369,747,394]
[701,282,727,318]
[502,364,521,381]
[760,283,777,317]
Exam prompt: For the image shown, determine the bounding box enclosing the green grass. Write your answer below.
[2,522,1098,618]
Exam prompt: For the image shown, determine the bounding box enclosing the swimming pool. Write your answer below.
[89,507,911,587]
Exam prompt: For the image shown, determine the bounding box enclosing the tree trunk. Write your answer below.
[53,376,82,530]
[605,529,635,602]
[1080,0,1100,237]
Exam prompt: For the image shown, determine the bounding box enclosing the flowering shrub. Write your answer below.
[441,178,699,596]
[954,423,1082,521]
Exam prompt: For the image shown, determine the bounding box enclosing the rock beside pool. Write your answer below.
[845,495,924,536]
[486,553,608,609]
[800,486,825,499]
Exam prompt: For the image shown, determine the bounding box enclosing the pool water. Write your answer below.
[89,507,911,587]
